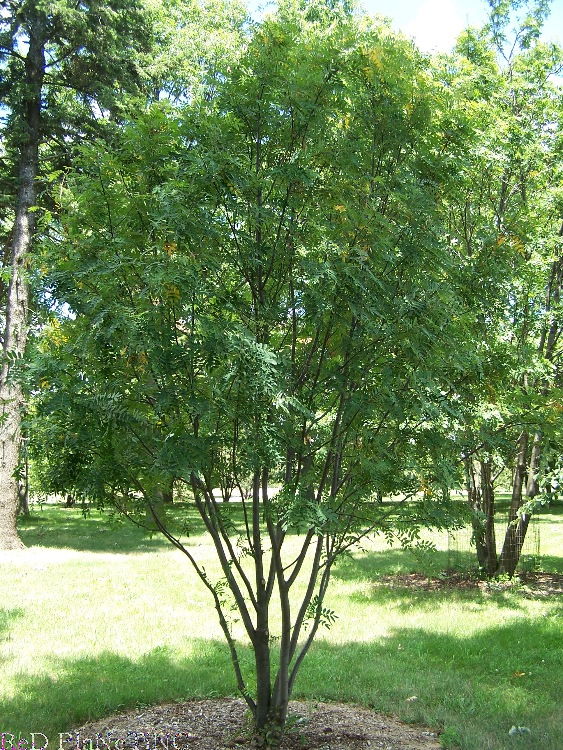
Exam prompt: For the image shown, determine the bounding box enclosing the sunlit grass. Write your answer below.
[0,502,561,750]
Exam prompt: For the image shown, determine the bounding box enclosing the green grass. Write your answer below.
[0,501,561,750]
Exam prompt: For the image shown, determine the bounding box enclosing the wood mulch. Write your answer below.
[64,698,441,750]
[517,572,563,596]
[375,571,563,597]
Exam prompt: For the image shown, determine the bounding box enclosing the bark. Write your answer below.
[498,431,541,576]
[252,472,272,732]
[162,477,174,503]
[466,458,486,569]
[480,462,498,575]
[144,484,171,529]
[17,450,30,517]
[465,457,497,575]
[265,471,291,738]
[0,12,46,550]
[498,431,529,575]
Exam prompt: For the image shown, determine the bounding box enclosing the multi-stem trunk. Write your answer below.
[497,431,528,575]
[252,473,272,733]
[465,457,497,575]
[0,12,46,550]
[17,449,30,518]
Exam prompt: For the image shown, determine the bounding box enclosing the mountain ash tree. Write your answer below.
[37,5,485,745]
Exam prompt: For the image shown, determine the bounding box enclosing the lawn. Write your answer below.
[0,501,561,750]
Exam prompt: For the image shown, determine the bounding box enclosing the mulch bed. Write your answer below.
[375,571,563,597]
[64,698,441,750]
[517,572,563,596]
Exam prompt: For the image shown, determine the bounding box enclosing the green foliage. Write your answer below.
[0,0,247,319]
[429,1,563,575]
[303,595,338,631]
[34,10,477,524]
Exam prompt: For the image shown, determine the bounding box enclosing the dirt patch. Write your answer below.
[375,571,562,597]
[64,698,441,750]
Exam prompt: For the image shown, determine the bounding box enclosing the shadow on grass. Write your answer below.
[298,618,562,750]
[0,641,242,741]
[18,508,170,553]
[17,503,252,554]
[332,548,563,611]
[332,548,456,581]
[2,616,561,750]
[17,504,207,554]
[334,546,563,581]
[352,582,528,611]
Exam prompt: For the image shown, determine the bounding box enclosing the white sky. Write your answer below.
[361,0,486,52]
[251,0,563,54]
[361,0,563,53]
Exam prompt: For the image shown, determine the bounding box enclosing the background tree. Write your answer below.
[0,0,160,549]
[437,0,563,575]
[0,0,248,548]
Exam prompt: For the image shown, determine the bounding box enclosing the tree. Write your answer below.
[12,0,247,517]
[0,0,249,545]
[437,0,563,576]
[36,5,481,743]
[0,0,165,548]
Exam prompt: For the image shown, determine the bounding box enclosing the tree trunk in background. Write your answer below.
[144,479,174,528]
[480,461,498,576]
[17,450,30,518]
[466,457,497,575]
[162,478,174,503]
[0,11,45,550]
[498,431,529,575]
[498,431,541,576]
[466,458,487,569]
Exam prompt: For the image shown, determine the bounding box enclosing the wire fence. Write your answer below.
[447,515,541,572]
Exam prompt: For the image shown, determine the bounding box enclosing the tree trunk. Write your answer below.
[17,450,30,518]
[498,431,541,576]
[254,630,274,738]
[498,431,529,576]
[480,461,498,576]
[252,471,272,734]
[162,478,174,503]
[465,457,497,575]
[144,484,171,529]
[466,457,487,569]
[0,12,46,550]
